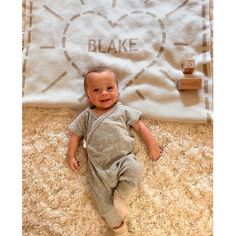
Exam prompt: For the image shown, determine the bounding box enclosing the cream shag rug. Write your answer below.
[22,107,213,236]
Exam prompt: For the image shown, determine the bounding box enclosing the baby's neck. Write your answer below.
[93,107,111,116]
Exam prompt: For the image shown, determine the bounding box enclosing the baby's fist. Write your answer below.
[149,146,163,160]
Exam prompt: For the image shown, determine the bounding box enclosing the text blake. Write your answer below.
[88,38,138,53]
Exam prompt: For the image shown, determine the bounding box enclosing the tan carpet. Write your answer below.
[22,107,213,235]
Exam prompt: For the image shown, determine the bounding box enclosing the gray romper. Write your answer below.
[68,102,143,227]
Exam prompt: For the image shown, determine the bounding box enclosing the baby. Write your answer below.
[66,66,162,235]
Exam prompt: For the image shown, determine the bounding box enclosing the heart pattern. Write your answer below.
[62,10,166,84]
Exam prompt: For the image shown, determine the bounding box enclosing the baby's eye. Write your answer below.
[93,88,100,93]
[107,86,114,91]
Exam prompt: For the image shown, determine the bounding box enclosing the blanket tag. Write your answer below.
[83,140,87,149]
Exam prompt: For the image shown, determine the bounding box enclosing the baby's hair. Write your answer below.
[84,65,117,92]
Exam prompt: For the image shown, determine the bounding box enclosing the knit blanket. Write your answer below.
[22,0,212,123]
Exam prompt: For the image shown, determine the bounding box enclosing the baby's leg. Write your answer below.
[88,172,123,229]
[115,154,143,200]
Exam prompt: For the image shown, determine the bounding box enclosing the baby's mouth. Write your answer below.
[100,98,110,103]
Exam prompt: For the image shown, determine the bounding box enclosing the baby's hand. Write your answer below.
[149,146,163,161]
[67,156,80,171]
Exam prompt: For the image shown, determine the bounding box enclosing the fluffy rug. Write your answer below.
[22,107,213,235]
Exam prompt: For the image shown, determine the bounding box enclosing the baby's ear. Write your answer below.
[86,97,95,107]
[87,97,92,105]
[84,92,90,101]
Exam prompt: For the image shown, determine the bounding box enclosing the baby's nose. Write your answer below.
[101,90,108,95]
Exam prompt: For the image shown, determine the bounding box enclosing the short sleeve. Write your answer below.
[124,105,142,126]
[68,111,87,137]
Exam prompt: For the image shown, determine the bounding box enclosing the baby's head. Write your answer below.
[84,66,119,110]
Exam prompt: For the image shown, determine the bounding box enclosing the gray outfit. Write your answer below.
[68,102,143,227]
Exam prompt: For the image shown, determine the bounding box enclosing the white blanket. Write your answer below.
[22,0,213,123]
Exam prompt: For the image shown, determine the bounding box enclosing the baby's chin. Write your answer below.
[98,100,117,109]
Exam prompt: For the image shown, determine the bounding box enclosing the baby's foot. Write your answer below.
[112,221,128,236]
[113,190,129,218]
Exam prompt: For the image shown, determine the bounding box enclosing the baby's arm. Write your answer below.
[132,120,162,160]
[66,132,81,171]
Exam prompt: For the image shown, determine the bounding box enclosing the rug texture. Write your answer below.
[22,107,213,236]
[22,0,213,123]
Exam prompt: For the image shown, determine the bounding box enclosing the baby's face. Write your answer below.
[85,71,119,111]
